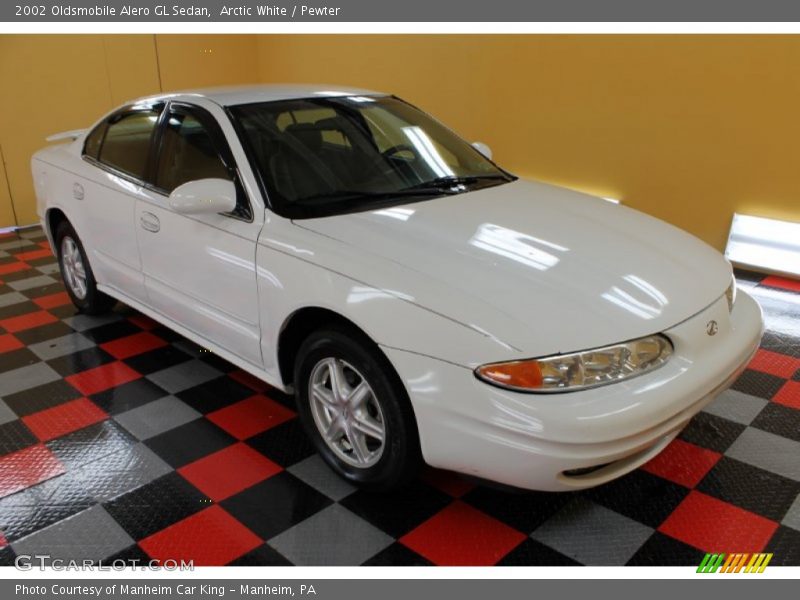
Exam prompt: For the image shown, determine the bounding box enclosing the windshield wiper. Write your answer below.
[294,187,459,205]
[403,174,510,191]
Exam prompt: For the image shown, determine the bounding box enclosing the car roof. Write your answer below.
[136,84,387,107]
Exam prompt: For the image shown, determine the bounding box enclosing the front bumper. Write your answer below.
[383,290,763,491]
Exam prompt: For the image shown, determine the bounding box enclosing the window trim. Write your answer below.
[81,103,164,189]
[148,101,253,223]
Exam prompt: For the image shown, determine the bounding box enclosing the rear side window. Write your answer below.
[98,110,160,179]
[83,122,106,159]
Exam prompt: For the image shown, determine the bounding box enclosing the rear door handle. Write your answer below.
[140,212,160,233]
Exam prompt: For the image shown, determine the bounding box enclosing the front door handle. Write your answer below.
[140,212,160,233]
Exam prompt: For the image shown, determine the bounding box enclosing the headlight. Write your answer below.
[725,276,737,313]
[475,334,673,393]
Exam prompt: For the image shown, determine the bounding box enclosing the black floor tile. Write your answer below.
[91,378,169,415]
[583,470,690,529]
[461,487,573,535]
[751,402,800,442]
[0,348,40,373]
[47,346,115,377]
[765,525,800,566]
[696,457,800,522]
[228,543,292,566]
[0,300,40,320]
[123,345,193,376]
[176,375,256,414]
[246,419,316,468]
[80,321,140,344]
[678,411,747,453]
[731,369,790,400]
[0,420,37,456]
[497,538,579,566]
[363,542,434,566]
[103,472,208,540]
[144,418,236,468]
[341,480,451,538]
[221,472,331,540]
[626,531,707,566]
[46,420,138,471]
[3,380,84,418]
[14,322,73,345]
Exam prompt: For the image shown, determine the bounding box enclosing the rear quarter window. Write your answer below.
[82,122,107,160]
[97,109,161,180]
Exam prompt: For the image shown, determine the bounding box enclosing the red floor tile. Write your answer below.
[32,291,71,310]
[37,240,51,249]
[0,333,24,354]
[641,439,721,488]
[659,491,778,553]
[0,444,66,498]
[747,348,800,379]
[65,361,141,396]
[178,442,282,502]
[0,262,30,276]
[207,394,295,440]
[773,380,800,410]
[128,314,159,331]
[0,310,57,333]
[22,397,108,442]
[138,505,261,566]
[761,275,800,293]
[14,248,52,262]
[100,331,168,360]
[399,500,526,565]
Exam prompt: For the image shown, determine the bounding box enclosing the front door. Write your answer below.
[134,101,263,367]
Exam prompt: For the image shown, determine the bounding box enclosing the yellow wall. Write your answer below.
[256,35,800,250]
[0,145,14,227]
[154,35,258,90]
[2,34,799,251]
[0,34,256,226]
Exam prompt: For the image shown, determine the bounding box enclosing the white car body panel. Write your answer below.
[30,85,763,491]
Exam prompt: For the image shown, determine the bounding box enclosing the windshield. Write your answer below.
[229,96,514,218]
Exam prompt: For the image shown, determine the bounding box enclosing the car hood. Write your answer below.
[296,179,732,357]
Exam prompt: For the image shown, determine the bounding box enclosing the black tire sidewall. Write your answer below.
[294,328,419,490]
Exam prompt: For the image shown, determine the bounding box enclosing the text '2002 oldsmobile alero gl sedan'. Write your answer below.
[31,85,763,491]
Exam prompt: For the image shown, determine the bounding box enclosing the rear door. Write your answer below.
[133,100,264,367]
[79,103,163,302]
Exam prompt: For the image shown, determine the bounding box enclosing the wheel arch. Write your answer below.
[45,206,70,244]
[277,306,378,388]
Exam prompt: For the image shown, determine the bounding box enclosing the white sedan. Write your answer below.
[31,85,763,491]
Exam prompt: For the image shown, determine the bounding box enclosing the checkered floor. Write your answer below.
[0,225,799,567]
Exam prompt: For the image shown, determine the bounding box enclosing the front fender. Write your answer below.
[256,240,518,385]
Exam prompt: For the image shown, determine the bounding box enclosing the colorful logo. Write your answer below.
[697,553,773,573]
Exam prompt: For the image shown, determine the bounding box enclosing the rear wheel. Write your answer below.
[294,326,421,491]
[55,220,116,315]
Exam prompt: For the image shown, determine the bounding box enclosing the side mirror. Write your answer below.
[472,141,493,160]
[169,178,236,215]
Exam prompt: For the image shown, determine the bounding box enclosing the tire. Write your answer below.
[55,220,116,315]
[294,326,421,491]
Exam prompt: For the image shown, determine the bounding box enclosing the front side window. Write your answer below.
[98,109,161,179]
[155,110,231,193]
[230,96,514,218]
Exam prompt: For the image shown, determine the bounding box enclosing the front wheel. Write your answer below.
[55,220,116,315]
[294,327,421,491]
